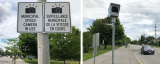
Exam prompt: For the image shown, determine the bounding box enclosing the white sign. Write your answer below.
[44,2,71,33]
[17,2,43,33]
[92,33,100,47]
[92,34,96,47]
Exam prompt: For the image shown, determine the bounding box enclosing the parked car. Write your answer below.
[141,45,154,54]
[10,56,12,58]
[0,55,2,57]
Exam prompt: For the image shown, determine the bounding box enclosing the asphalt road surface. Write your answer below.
[129,44,160,64]
[0,56,12,64]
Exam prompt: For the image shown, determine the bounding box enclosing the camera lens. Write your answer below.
[112,6,118,12]
[56,8,61,13]
[29,8,35,13]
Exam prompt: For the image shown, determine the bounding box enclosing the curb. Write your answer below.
[128,46,142,64]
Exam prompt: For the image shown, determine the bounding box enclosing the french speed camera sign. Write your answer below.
[17,2,43,33]
[44,2,71,33]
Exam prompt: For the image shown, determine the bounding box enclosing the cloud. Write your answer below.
[83,24,90,32]
[0,2,13,23]
[0,2,19,39]
[71,11,81,30]
[0,38,10,51]
[83,0,160,41]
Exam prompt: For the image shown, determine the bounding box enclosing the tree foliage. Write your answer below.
[5,38,20,59]
[140,35,145,44]
[5,38,20,54]
[49,26,80,64]
[0,48,4,55]
[125,36,131,43]
[18,33,37,57]
[146,36,155,42]
[83,31,92,53]
[87,16,124,49]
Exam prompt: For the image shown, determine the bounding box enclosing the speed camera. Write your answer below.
[108,3,120,17]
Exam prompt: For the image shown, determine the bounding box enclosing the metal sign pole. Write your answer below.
[112,17,116,64]
[94,34,96,64]
[94,47,95,64]
[37,0,50,64]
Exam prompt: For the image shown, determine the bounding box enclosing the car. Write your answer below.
[141,45,154,54]
[10,56,12,58]
[0,55,2,57]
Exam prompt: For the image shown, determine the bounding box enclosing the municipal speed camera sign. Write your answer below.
[17,2,43,33]
[44,2,71,33]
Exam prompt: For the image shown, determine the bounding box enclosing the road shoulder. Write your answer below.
[83,46,139,64]
[128,45,141,64]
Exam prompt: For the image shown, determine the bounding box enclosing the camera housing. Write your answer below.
[25,7,36,13]
[52,7,62,13]
[108,3,120,17]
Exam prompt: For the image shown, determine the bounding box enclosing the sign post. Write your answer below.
[92,33,99,64]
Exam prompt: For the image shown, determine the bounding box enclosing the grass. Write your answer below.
[150,45,160,48]
[83,45,121,61]
[23,58,79,64]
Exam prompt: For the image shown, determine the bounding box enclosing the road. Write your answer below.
[0,56,12,64]
[129,44,160,64]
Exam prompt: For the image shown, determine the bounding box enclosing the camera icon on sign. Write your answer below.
[51,3,63,13]
[25,4,37,13]
[52,7,62,13]
[26,7,36,13]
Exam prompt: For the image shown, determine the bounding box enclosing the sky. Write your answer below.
[0,0,81,51]
[83,0,160,41]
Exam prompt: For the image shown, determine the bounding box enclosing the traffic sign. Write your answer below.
[17,2,43,33]
[92,33,100,47]
[44,2,71,33]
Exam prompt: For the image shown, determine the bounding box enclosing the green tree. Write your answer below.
[49,26,80,64]
[146,36,155,43]
[83,31,92,53]
[5,50,11,55]
[140,35,145,45]
[126,37,131,43]
[0,48,4,55]
[5,38,20,60]
[115,40,123,46]
[87,16,124,49]
[18,33,37,58]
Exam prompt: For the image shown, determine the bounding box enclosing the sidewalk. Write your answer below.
[8,58,28,64]
[83,46,139,64]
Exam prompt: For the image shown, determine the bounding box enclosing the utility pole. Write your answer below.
[37,0,50,64]
[155,23,157,43]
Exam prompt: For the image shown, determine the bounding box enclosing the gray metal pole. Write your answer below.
[112,17,116,64]
[94,35,96,64]
[37,0,50,64]
[94,47,95,64]
[155,23,157,43]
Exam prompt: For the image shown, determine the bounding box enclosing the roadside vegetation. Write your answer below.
[83,16,131,61]
[23,58,79,64]
[130,35,160,48]
[83,46,121,61]
[4,26,80,64]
